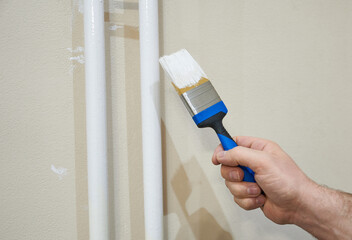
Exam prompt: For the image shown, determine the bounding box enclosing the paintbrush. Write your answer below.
[159,49,255,182]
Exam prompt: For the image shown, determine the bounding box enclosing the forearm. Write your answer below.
[293,182,352,240]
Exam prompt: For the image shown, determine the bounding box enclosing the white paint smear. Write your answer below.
[68,46,85,74]
[109,25,123,31]
[70,55,85,64]
[51,164,68,180]
[67,46,84,53]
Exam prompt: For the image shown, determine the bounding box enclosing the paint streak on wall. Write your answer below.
[51,164,68,180]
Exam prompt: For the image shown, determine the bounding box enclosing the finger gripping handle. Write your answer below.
[217,134,256,183]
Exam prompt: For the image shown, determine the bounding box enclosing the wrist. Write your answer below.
[292,181,350,239]
[292,182,332,238]
[292,181,327,224]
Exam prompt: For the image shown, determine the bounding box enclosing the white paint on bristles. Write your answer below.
[159,49,207,89]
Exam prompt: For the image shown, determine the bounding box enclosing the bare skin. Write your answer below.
[212,136,352,240]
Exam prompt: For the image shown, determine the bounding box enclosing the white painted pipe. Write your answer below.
[139,0,164,239]
[84,0,109,240]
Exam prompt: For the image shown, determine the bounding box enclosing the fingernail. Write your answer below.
[229,171,240,181]
[247,187,260,195]
[256,196,265,206]
[217,151,226,160]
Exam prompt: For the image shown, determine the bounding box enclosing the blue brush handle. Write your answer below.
[217,134,256,182]
[192,101,256,182]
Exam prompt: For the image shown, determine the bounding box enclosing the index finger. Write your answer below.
[234,136,279,152]
[216,146,269,173]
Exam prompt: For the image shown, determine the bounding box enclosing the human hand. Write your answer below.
[212,136,315,224]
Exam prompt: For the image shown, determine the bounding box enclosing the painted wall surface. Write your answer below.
[1,0,352,240]
[0,0,77,239]
[159,0,352,239]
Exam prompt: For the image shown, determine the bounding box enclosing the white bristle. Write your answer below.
[159,49,208,89]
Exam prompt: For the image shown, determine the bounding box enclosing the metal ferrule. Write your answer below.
[179,81,222,116]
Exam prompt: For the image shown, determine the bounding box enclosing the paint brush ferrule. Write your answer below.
[179,80,222,117]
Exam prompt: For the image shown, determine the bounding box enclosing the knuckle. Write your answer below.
[267,141,283,152]
[234,197,255,210]
[241,200,254,210]
[222,166,242,182]
[243,203,253,211]
[220,165,228,179]
[230,146,243,159]
[258,152,273,165]
[227,182,242,196]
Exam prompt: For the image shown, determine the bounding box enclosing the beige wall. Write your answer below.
[1,0,352,240]
[0,0,77,239]
[161,1,352,239]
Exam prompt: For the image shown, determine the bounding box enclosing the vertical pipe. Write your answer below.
[84,0,109,240]
[139,0,164,239]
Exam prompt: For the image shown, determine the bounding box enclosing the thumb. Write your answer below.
[216,146,268,173]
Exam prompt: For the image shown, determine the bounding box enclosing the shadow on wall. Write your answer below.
[162,121,233,240]
[105,1,144,239]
